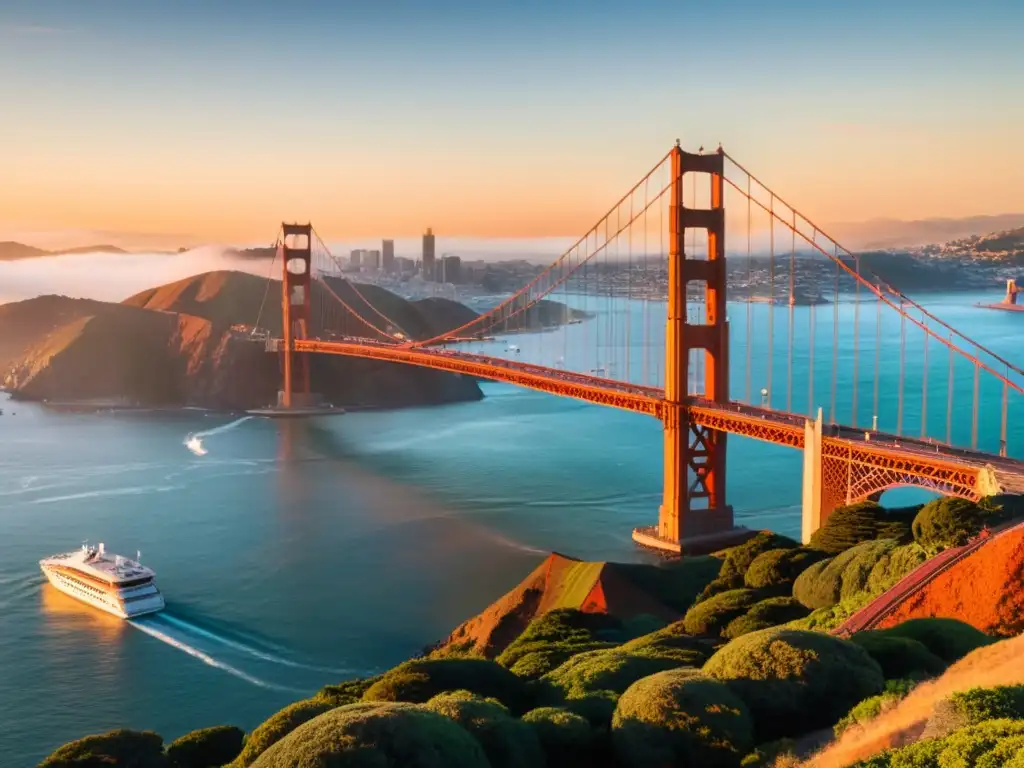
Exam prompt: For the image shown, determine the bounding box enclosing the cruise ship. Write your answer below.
[40,543,165,619]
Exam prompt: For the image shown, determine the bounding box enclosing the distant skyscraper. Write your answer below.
[349,249,361,269]
[382,239,395,273]
[441,255,461,284]
[422,227,436,281]
[365,249,381,271]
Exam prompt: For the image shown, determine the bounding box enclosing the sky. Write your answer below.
[2,0,1023,249]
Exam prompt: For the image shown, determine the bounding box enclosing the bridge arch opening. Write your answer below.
[871,485,942,510]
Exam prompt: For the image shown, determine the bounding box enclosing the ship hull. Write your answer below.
[41,564,165,619]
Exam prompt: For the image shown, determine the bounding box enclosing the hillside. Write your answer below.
[0,295,117,369]
[436,552,691,658]
[873,523,1024,636]
[4,270,485,409]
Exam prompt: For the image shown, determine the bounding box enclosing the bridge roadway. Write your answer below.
[289,335,1024,493]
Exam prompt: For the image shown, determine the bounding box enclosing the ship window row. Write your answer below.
[58,574,112,601]
[123,593,158,603]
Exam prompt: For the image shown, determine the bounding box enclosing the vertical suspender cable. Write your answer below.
[971,363,980,450]
[873,286,881,429]
[643,178,650,386]
[1001,376,1009,456]
[898,299,906,436]
[947,338,954,445]
[626,191,633,382]
[830,249,838,424]
[852,256,860,427]
[808,238,816,416]
[787,212,795,412]
[921,317,929,438]
[767,192,774,407]
[746,176,752,404]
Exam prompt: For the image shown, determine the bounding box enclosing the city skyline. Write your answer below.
[2,0,1023,245]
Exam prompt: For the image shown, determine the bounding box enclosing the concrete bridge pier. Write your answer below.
[801,408,825,544]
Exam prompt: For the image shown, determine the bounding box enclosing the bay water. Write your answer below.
[1,289,1021,764]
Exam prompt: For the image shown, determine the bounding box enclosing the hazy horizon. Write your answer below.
[6,207,1024,258]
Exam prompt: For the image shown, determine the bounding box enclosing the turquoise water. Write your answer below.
[2,289,1022,764]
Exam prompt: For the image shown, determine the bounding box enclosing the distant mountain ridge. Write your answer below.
[0,241,129,260]
[826,214,1024,250]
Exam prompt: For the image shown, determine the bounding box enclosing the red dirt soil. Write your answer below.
[875,525,1024,636]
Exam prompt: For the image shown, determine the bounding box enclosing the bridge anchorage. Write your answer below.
[256,141,1024,553]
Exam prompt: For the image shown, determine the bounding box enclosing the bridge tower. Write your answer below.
[280,223,313,408]
[652,145,737,550]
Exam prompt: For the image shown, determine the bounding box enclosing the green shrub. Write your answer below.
[696,573,746,603]
[363,657,529,712]
[423,691,544,768]
[717,532,800,581]
[850,736,949,767]
[912,497,986,553]
[496,609,623,675]
[521,707,594,768]
[251,701,489,767]
[505,643,617,679]
[790,558,833,609]
[683,588,765,636]
[612,669,754,768]
[874,618,994,663]
[166,726,244,768]
[702,627,884,740]
[230,697,335,767]
[740,739,797,767]
[788,591,877,633]
[561,690,620,727]
[620,613,669,640]
[542,649,685,702]
[723,597,810,639]
[317,675,379,706]
[616,621,713,665]
[934,719,1024,768]
[977,735,1024,768]
[834,681,917,738]
[949,685,1024,724]
[810,501,915,554]
[865,543,928,593]
[744,548,828,589]
[40,730,166,768]
[792,539,898,610]
[850,632,947,680]
[614,556,724,613]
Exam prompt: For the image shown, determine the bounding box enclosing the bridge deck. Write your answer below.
[281,336,1024,495]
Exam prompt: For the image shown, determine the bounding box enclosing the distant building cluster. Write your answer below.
[341,228,474,286]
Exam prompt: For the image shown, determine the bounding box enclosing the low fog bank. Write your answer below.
[0,247,270,305]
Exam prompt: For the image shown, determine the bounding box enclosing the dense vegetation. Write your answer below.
[39,495,1020,767]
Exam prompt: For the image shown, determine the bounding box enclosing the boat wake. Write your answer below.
[184,416,252,456]
[156,613,351,674]
[128,618,294,691]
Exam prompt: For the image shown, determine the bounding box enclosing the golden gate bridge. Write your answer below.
[254,143,1024,553]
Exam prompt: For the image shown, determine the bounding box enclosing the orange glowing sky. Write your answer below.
[2,2,1023,249]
